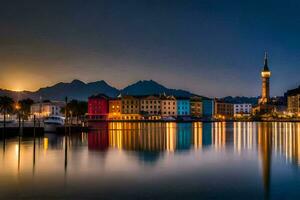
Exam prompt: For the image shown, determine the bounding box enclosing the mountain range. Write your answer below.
[0,80,198,101]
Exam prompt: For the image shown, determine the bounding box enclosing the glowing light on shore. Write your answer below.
[12,87,23,92]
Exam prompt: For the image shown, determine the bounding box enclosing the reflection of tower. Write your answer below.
[258,122,272,199]
[259,52,271,105]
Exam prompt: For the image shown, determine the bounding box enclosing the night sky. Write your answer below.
[0,0,300,97]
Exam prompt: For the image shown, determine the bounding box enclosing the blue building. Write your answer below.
[202,98,214,118]
[176,98,191,116]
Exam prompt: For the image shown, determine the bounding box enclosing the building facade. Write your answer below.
[160,95,177,117]
[234,104,252,116]
[202,99,214,118]
[214,100,234,119]
[88,94,109,120]
[108,98,122,120]
[177,98,190,116]
[140,95,161,119]
[121,96,142,120]
[190,96,203,117]
[286,86,300,114]
[30,101,65,118]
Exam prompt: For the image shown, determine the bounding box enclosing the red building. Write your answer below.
[88,94,109,120]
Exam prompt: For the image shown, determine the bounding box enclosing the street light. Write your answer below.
[15,103,21,130]
[15,103,21,111]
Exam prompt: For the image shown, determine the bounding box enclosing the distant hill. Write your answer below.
[0,89,38,100]
[221,96,259,105]
[0,79,201,101]
[36,79,120,101]
[121,80,195,97]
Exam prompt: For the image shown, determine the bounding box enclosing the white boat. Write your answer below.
[44,115,65,132]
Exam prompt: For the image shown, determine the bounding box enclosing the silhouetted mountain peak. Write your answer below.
[88,80,109,86]
[0,79,202,101]
[121,80,193,97]
[71,79,85,85]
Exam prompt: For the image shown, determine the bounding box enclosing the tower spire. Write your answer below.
[263,51,269,71]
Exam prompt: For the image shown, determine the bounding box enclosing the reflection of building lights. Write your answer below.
[15,144,19,157]
[193,122,202,149]
[166,122,176,152]
[44,138,49,150]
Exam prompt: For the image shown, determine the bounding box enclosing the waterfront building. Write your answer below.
[190,96,203,118]
[140,95,161,120]
[214,99,234,119]
[160,95,177,118]
[285,86,300,115]
[121,95,142,120]
[108,98,122,120]
[202,98,214,118]
[30,101,65,118]
[234,104,252,117]
[88,94,109,120]
[177,97,191,116]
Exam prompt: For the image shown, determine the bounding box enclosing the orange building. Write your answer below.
[214,99,234,119]
[190,96,203,118]
[121,95,142,120]
[108,98,122,120]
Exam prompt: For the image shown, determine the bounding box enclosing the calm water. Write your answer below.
[0,122,300,199]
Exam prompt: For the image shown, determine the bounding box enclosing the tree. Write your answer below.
[0,96,15,131]
[77,101,87,123]
[61,100,87,125]
[18,98,34,120]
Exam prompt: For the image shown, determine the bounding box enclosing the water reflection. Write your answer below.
[87,122,300,168]
[2,122,300,168]
[0,122,300,199]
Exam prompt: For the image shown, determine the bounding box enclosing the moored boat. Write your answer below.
[44,115,65,132]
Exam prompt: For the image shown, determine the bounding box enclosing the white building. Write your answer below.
[30,101,65,118]
[234,104,252,116]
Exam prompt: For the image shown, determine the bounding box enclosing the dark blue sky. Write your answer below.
[0,0,299,97]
